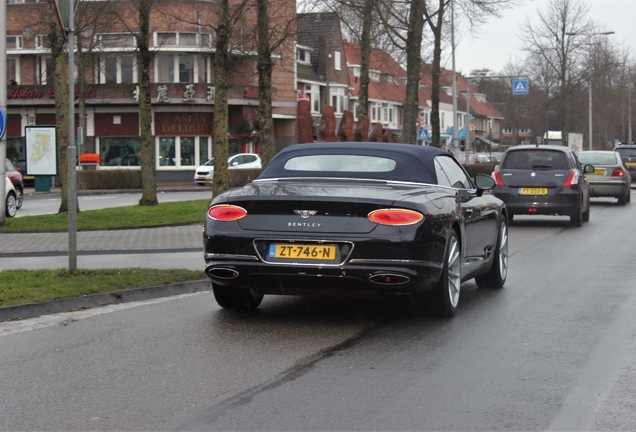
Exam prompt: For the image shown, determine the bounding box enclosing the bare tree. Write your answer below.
[47,4,71,213]
[255,0,295,166]
[520,0,594,146]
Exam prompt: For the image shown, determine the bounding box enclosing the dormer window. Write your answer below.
[370,70,380,82]
[384,74,394,84]
[297,48,311,63]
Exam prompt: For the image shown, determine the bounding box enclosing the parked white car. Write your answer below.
[5,176,17,217]
[194,153,262,185]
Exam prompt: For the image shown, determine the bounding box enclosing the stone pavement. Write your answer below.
[0,224,203,256]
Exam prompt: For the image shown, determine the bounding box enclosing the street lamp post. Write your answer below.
[629,83,633,142]
[566,31,614,150]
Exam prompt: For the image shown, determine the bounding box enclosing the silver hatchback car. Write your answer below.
[578,150,631,205]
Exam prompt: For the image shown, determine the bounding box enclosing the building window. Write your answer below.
[330,87,346,114]
[370,70,380,82]
[7,35,23,49]
[99,137,141,167]
[441,112,446,129]
[155,32,209,47]
[7,58,19,85]
[305,84,321,114]
[35,35,50,49]
[297,48,311,63]
[371,102,382,122]
[384,74,394,84]
[334,51,341,70]
[97,33,136,48]
[98,55,136,84]
[156,55,206,83]
[382,103,394,124]
[37,57,53,85]
[158,136,209,168]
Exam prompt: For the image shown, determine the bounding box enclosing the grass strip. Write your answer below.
[0,268,207,308]
[0,199,210,232]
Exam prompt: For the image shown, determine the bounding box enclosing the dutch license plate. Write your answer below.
[625,162,636,167]
[592,169,605,176]
[519,188,548,195]
[197,176,206,180]
[269,244,337,261]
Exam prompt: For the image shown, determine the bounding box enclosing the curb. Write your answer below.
[0,279,212,323]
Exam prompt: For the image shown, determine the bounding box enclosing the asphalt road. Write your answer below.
[1,198,636,430]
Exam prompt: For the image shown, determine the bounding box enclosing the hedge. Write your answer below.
[77,168,264,190]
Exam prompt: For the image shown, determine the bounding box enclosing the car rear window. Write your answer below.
[502,150,570,170]
[615,147,636,158]
[283,155,397,172]
[578,153,617,165]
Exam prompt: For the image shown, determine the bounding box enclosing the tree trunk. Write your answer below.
[357,0,374,119]
[429,0,444,148]
[256,0,275,166]
[137,0,158,205]
[213,0,230,197]
[403,0,424,145]
[49,6,70,213]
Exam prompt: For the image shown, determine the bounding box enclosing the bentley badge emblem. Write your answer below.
[294,210,317,218]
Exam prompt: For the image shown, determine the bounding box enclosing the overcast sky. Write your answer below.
[452,0,636,75]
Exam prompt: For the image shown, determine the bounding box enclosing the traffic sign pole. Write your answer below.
[1,0,8,225]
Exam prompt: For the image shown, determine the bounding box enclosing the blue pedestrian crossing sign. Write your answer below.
[0,107,6,140]
[513,79,529,95]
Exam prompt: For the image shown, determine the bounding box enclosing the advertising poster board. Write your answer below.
[25,126,58,176]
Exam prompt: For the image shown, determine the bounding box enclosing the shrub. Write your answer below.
[77,170,142,190]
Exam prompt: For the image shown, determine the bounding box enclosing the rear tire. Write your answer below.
[508,214,514,221]
[570,209,582,227]
[618,193,626,206]
[582,199,590,222]
[15,186,23,209]
[627,189,631,203]
[433,230,461,318]
[5,191,17,217]
[475,218,508,288]
[212,283,263,310]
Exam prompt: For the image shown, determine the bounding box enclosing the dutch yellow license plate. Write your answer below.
[592,169,605,176]
[625,162,636,167]
[519,188,548,195]
[269,244,337,260]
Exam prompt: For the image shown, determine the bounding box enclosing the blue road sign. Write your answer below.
[0,107,6,140]
[513,79,529,95]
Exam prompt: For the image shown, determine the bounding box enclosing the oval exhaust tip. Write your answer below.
[207,267,240,279]
[369,273,411,285]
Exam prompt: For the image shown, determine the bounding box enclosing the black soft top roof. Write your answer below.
[258,142,450,184]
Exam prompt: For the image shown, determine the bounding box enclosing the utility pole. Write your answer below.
[1,0,7,226]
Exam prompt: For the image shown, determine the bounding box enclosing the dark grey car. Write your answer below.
[614,143,636,183]
[492,145,594,227]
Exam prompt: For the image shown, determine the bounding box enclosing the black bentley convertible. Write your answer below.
[203,143,509,317]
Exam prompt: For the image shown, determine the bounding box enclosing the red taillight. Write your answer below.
[612,168,625,177]
[368,209,424,226]
[207,205,247,221]
[562,171,580,187]
[492,171,505,186]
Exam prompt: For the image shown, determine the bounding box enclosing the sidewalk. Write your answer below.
[0,225,203,256]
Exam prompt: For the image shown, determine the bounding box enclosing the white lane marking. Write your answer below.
[0,292,205,337]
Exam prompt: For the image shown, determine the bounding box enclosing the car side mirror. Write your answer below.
[474,173,496,196]
[584,165,595,173]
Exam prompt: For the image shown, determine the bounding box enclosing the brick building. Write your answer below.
[5,0,297,181]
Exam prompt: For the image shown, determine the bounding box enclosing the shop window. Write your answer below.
[99,137,141,167]
[159,136,210,168]
[199,137,210,164]
[180,137,195,166]
[159,137,176,166]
